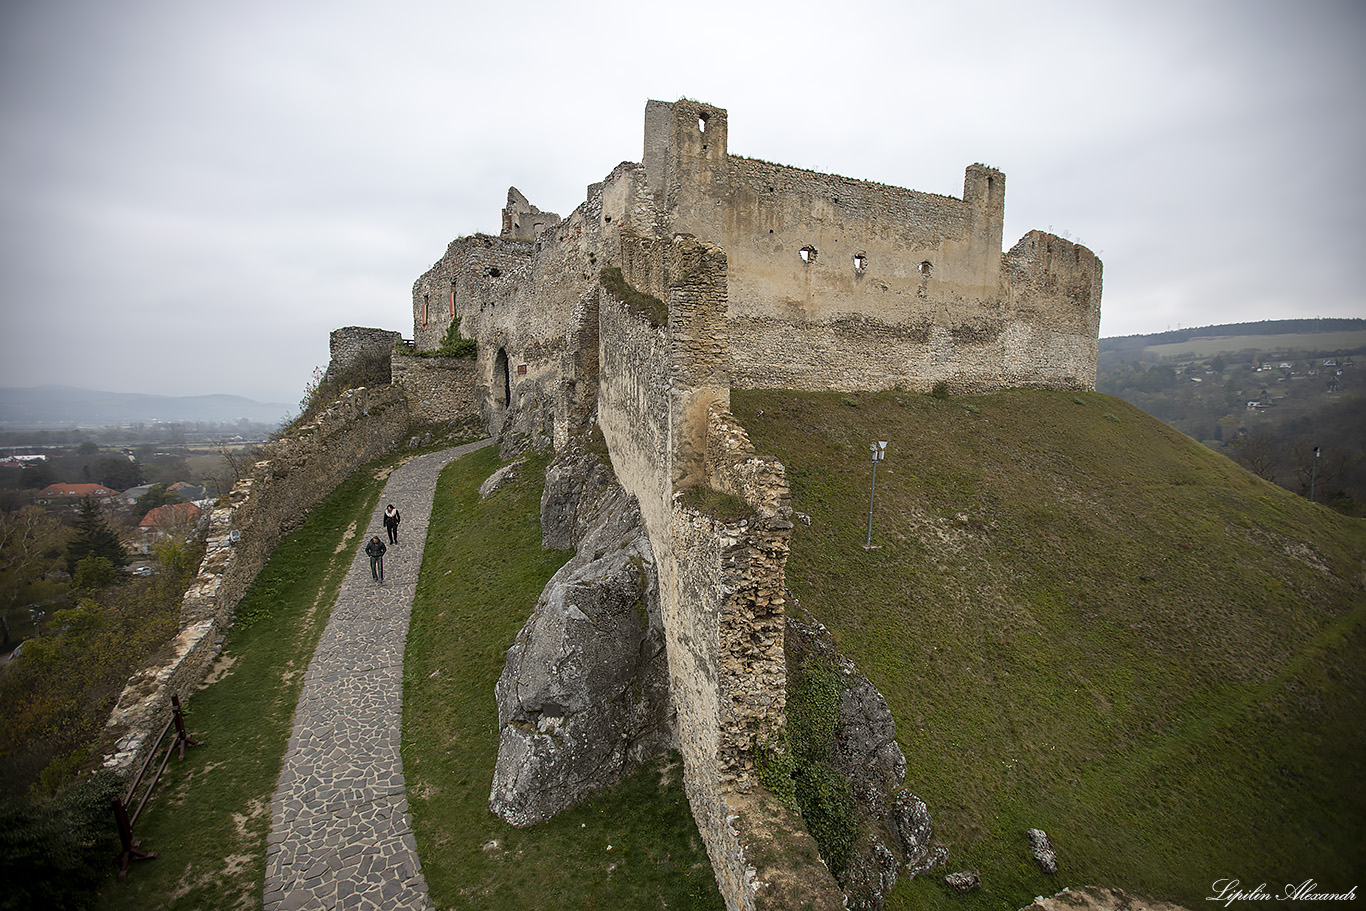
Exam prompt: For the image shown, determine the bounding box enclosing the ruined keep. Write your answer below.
[408,99,1103,909]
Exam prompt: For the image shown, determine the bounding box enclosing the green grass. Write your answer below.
[93,454,394,910]
[402,445,725,910]
[730,388,1366,909]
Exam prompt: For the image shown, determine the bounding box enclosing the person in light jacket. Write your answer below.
[383,504,401,544]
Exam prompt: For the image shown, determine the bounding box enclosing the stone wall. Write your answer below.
[598,245,836,909]
[101,384,411,777]
[391,353,481,427]
[641,98,1101,395]
[326,327,401,384]
[410,234,535,352]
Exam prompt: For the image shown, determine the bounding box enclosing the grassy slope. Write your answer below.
[94,454,392,910]
[402,446,725,911]
[730,389,1366,909]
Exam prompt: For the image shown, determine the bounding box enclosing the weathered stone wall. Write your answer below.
[501,186,561,242]
[102,385,411,777]
[411,234,535,352]
[599,242,831,909]
[326,327,401,383]
[410,95,1104,909]
[391,353,480,427]
[642,98,1101,395]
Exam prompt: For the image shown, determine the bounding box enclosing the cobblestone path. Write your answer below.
[264,440,494,911]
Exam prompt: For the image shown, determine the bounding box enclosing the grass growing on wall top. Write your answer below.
[402,445,724,910]
[599,266,667,327]
[731,388,1366,911]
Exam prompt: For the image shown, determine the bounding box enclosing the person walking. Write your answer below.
[383,504,401,545]
[365,535,387,583]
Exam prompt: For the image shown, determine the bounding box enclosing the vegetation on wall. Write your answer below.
[413,315,478,359]
[732,387,1366,911]
[599,266,667,327]
[291,348,393,429]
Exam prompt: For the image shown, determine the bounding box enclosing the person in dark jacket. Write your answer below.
[383,504,401,544]
[365,535,387,583]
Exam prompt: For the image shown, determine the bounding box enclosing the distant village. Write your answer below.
[0,418,278,655]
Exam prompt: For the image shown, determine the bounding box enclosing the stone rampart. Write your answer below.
[391,353,481,427]
[599,243,835,908]
[101,384,411,777]
[411,234,534,352]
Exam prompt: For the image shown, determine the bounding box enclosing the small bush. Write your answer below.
[783,659,862,883]
[430,316,478,358]
[0,769,121,911]
[930,381,951,399]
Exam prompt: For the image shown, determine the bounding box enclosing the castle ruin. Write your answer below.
[401,97,1102,909]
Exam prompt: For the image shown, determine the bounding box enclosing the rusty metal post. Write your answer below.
[111,797,157,880]
[171,693,202,760]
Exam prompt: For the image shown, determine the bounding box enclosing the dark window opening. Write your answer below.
[919,261,933,277]
[489,267,501,278]
[604,215,611,223]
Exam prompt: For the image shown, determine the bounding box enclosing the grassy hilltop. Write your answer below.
[731,388,1366,909]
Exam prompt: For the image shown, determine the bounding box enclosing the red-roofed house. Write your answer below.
[138,502,204,553]
[36,483,120,504]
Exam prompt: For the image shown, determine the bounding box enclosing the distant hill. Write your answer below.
[1101,317,1366,362]
[1095,319,1365,513]
[732,388,1365,911]
[0,385,291,428]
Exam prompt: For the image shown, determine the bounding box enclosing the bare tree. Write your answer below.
[1228,427,1282,483]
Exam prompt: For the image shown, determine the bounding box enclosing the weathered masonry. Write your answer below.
[410,98,1103,909]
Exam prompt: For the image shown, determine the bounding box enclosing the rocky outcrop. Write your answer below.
[786,614,945,911]
[1027,828,1059,874]
[488,448,673,826]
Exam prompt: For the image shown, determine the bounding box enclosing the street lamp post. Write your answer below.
[866,441,887,548]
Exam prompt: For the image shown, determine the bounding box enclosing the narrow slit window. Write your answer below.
[699,112,709,133]
[853,254,867,273]
[919,261,933,277]
[800,245,817,264]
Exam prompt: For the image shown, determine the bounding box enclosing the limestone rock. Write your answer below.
[945,871,981,893]
[1027,827,1058,874]
[840,835,900,911]
[488,476,672,827]
[539,446,616,551]
[479,459,523,499]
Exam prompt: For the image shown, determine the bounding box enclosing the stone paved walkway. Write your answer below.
[264,440,494,911]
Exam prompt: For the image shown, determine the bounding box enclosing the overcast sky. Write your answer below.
[1,0,1363,407]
